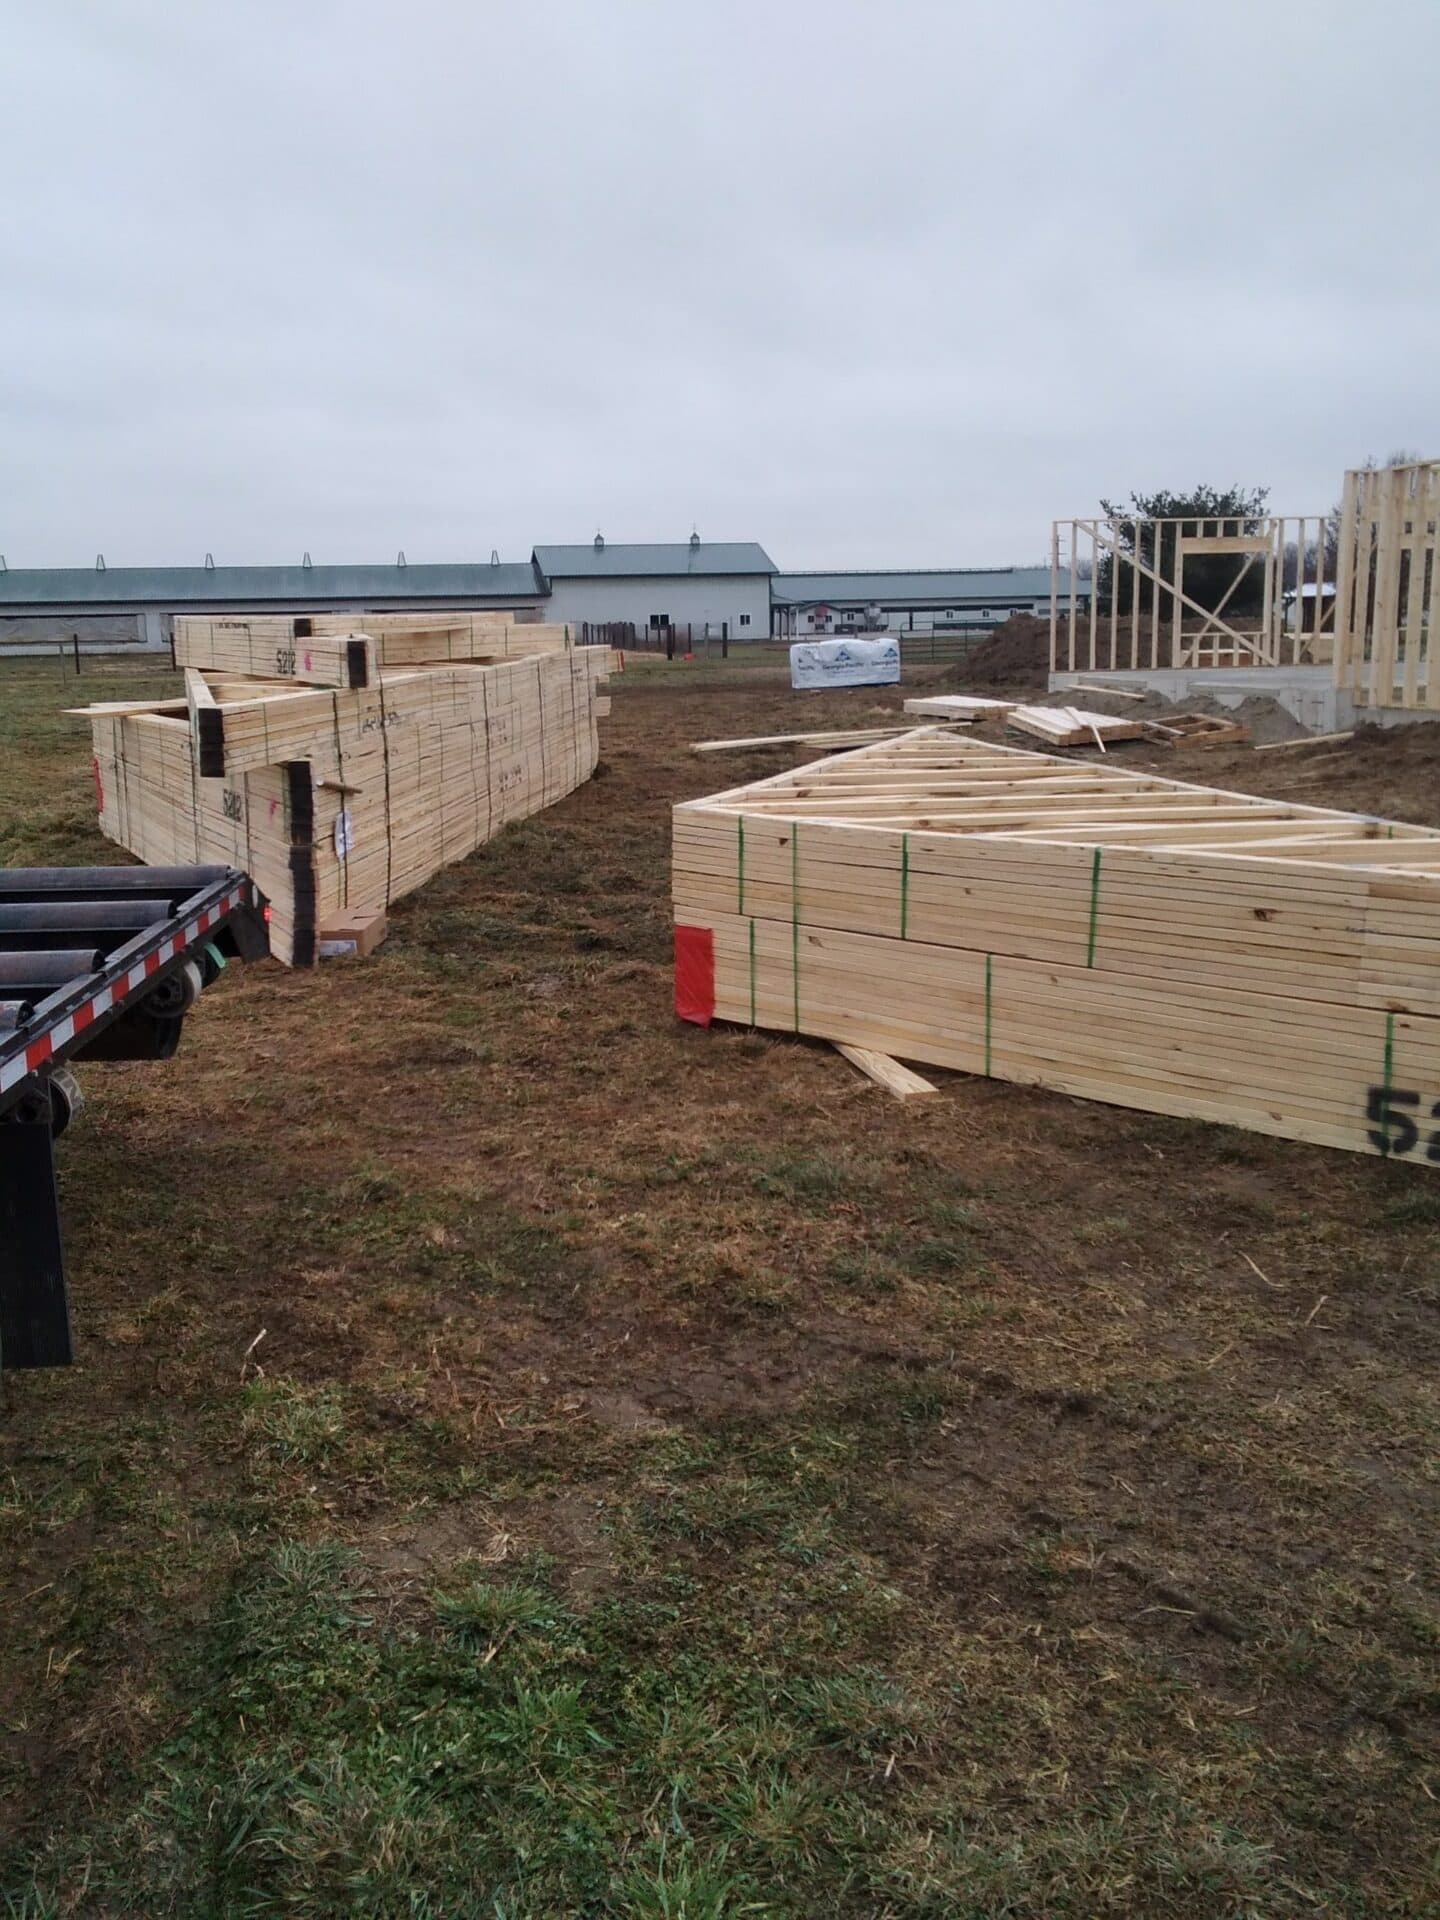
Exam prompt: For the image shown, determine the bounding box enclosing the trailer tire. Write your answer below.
[47,1067,84,1139]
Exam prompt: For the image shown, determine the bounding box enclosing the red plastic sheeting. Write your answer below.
[673,923,715,1025]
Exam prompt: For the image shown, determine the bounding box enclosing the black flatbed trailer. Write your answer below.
[0,865,267,1369]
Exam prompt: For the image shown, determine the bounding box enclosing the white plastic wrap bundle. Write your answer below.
[789,637,900,690]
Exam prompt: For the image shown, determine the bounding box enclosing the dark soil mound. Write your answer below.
[945,613,1049,688]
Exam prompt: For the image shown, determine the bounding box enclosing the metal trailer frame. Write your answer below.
[0,865,268,1369]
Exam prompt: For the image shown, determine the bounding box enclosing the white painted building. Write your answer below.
[532,536,775,639]
[770,567,1076,637]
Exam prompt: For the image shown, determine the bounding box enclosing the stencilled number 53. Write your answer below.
[1365,1086,1440,1160]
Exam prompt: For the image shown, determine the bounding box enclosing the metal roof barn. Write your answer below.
[533,540,776,581]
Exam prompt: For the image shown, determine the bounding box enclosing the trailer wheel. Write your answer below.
[146,958,204,1020]
[47,1067,84,1139]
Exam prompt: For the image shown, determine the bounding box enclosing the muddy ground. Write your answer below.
[0,656,1436,1915]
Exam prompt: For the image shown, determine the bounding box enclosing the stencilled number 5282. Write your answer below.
[1365,1087,1440,1160]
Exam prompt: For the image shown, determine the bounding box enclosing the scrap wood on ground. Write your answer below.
[1143,712,1250,748]
[690,723,965,754]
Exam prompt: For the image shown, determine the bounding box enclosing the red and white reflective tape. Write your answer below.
[0,882,249,1096]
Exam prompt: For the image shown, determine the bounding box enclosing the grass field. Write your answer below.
[1,655,1437,1916]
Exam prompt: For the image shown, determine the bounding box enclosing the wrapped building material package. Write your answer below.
[789,638,900,690]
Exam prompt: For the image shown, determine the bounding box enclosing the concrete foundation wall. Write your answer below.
[1047,665,1432,733]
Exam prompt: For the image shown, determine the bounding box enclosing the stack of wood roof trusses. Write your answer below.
[673,728,1440,1161]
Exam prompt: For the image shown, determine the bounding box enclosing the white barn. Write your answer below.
[532,536,775,640]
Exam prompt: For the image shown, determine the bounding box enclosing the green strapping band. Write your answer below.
[900,832,910,939]
[791,825,801,1032]
[1085,846,1102,967]
[984,953,993,1077]
[748,918,757,1027]
[737,817,746,914]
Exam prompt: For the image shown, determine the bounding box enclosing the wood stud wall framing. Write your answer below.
[1050,515,1332,675]
[1051,458,1437,712]
[1333,459,1439,712]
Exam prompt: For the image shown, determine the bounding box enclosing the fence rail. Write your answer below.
[577,622,989,667]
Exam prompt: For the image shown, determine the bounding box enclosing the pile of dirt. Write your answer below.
[943,613,1050,688]
[1175,690,1310,745]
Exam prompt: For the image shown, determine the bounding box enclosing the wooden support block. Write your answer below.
[835,1043,940,1101]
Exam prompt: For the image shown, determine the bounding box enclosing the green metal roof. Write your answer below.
[0,560,545,609]
[771,566,1062,606]
[533,541,776,581]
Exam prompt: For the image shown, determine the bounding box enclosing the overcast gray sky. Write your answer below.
[2,0,1437,571]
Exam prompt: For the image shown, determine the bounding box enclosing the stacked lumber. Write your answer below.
[672,729,1440,1161]
[173,613,579,685]
[1006,705,1147,747]
[903,695,1016,720]
[82,615,609,965]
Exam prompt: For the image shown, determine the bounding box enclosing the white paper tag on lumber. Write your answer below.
[334,807,355,858]
[790,638,900,690]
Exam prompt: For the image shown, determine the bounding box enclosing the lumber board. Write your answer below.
[834,1044,939,1101]
[691,725,958,755]
[1253,730,1355,751]
[1069,680,1148,701]
[672,729,1440,1163]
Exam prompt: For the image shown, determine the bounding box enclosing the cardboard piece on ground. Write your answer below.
[318,908,389,959]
